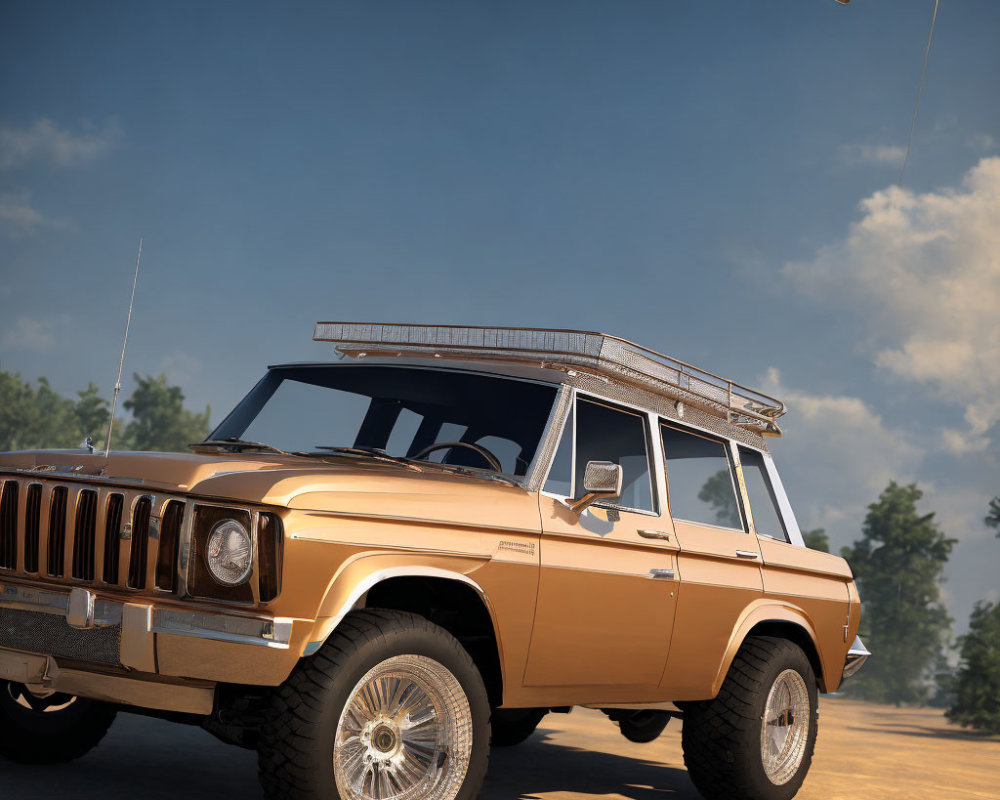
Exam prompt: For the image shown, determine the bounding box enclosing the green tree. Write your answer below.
[801,528,830,552]
[841,482,955,705]
[0,370,84,450]
[986,496,1000,537]
[74,383,110,447]
[121,373,210,452]
[697,469,742,528]
[947,601,1000,734]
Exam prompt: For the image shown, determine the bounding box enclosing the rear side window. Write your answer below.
[661,424,743,530]
[739,447,789,542]
[575,398,655,512]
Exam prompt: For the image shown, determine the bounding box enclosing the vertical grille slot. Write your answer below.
[24,484,42,573]
[103,494,124,584]
[72,489,98,581]
[47,486,68,577]
[0,481,17,570]
[258,512,284,602]
[155,501,184,591]
[127,497,152,589]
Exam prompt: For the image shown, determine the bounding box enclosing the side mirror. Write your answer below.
[562,461,623,514]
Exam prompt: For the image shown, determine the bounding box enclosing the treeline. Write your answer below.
[807,482,1000,735]
[0,368,209,453]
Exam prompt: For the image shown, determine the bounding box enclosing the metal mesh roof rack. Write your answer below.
[313,322,786,437]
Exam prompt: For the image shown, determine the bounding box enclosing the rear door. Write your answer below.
[523,394,679,692]
[657,423,765,697]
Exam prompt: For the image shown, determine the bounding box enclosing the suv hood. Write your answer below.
[0,449,525,511]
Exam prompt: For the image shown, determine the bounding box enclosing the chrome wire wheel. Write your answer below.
[333,654,473,800]
[760,668,811,786]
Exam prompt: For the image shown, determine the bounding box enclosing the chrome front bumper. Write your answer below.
[841,635,871,681]
[0,582,304,712]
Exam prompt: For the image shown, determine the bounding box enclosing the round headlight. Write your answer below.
[206,519,253,586]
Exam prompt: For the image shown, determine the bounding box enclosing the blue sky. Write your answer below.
[2,1,998,630]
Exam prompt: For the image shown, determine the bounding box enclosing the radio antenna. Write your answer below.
[104,237,143,458]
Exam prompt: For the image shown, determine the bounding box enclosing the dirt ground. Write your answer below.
[1,696,997,800]
[482,698,1000,800]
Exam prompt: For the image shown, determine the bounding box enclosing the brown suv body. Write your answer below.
[0,324,867,800]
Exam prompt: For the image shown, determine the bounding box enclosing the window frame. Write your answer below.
[659,420,748,533]
[736,445,790,543]
[540,387,661,518]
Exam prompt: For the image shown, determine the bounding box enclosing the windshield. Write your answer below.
[208,365,558,477]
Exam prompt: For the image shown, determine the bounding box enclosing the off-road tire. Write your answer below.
[0,681,117,764]
[681,636,818,800]
[257,609,491,800]
[490,708,547,747]
[617,710,670,743]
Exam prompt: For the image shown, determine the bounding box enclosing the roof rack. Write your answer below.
[313,322,785,437]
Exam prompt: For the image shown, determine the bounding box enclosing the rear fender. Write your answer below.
[712,601,829,695]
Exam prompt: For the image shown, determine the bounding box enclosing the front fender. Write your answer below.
[303,552,497,657]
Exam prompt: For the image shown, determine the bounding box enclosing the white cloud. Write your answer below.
[761,368,923,543]
[0,118,122,170]
[967,132,998,152]
[839,143,906,168]
[0,196,45,230]
[784,157,1000,451]
[0,316,72,352]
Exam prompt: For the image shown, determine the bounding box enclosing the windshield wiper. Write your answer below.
[309,446,423,472]
[190,438,293,456]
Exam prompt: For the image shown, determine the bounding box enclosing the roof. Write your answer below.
[313,322,785,437]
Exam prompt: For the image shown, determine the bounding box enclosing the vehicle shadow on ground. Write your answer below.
[0,714,697,800]
[482,733,699,800]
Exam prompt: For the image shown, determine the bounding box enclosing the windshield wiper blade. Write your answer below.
[309,446,423,472]
[190,438,293,456]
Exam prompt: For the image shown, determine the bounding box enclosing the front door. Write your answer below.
[523,395,679,691]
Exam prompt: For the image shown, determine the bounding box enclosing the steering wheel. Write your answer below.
[411,441,503,472]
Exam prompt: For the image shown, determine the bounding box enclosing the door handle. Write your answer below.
[638,529,671,541]
[735,550,760,560]
[649,568,676,579]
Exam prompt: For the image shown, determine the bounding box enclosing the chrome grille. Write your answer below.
[0,481,16,570]
[0,608,121,666]
[48,486,68,576]
[72,489,98,581]
[0,477,184,595]
[24,483,41,573]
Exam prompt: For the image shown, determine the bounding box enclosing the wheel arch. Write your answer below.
[307,558,506,707]
[712,602,831,696]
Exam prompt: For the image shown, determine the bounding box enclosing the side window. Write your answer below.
[575,398,654,512]
[739,447,789,542]
[661,424,743,530]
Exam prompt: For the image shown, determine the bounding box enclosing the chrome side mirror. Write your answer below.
[562,461,623,514]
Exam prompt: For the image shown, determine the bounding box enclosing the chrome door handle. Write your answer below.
[735,550,760,560]
[649,568,676,579]
[638,529,671,541]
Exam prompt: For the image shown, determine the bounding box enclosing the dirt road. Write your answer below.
[2,697,997,800]
[483,699,1000,800]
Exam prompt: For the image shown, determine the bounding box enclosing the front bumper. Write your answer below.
[841,635,871,681]
[0,583,309,713]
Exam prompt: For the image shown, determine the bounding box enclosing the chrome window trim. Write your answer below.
[760,452,805,547]
[568,389,661,517]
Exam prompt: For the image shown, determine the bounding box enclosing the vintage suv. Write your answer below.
[0,323,868,800]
